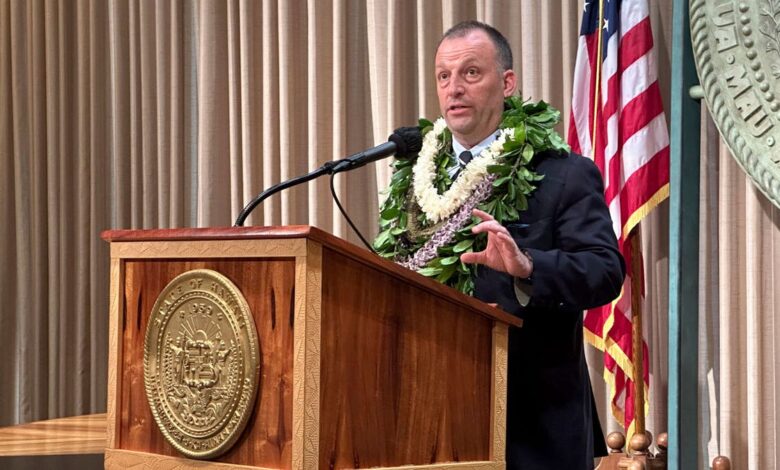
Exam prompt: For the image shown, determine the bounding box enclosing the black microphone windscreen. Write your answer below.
[389,127,423,159]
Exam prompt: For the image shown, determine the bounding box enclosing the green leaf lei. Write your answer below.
[373,96,570,295]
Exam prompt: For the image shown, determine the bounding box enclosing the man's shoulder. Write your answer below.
[531,149,605,201]
[534,149,600,178]
[534,148,593,165]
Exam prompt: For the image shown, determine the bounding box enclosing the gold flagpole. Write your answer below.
[629,228,646,440]
[590,0,605,158]
[591,0,647,443]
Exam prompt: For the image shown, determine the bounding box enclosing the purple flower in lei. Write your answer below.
[399,173,498,271]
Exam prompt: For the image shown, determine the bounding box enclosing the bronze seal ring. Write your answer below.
[691,0,780,208]
[144,269,260,459]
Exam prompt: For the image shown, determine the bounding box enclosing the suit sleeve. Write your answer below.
[523,156,625,310]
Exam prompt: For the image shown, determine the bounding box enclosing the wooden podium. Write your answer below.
[101,226,521,469]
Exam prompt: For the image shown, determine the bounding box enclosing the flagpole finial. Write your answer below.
[656,432,667,451]
[712,456,732,470]
[628,431,651,455]
[606,432,626,453]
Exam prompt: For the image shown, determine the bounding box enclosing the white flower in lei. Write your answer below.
[412,118,513,223]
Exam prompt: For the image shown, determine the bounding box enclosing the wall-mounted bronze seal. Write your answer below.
[691,0,780,208]
[144,269,260,459]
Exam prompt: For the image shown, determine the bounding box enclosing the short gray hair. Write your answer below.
[439,21,513,71]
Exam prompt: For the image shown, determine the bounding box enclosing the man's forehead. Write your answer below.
[435,31,496,65]
[435,50,483,68]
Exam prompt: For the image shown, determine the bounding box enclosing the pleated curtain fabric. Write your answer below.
[0,0,112,422]
[1,1,779,467]
[697,111,780,469]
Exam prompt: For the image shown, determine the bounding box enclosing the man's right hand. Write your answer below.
[459,209,533,279]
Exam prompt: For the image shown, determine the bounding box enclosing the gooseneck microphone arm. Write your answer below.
[233,161,339,227]
[233,126,422,227]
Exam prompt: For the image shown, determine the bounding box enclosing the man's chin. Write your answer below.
[444,119,473,137]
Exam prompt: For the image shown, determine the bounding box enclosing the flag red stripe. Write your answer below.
[619,146,669,222]
[602,73,621,124]
[620,81,664,144]
[619,17,654,72]
[603,84,665,204]
[601,18,653,121]
[568,112,583,155]
[602,71,662,147]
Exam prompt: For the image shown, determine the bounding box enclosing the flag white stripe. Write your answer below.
[601,34,619,108]
[620,53,657,108]
[620,1,649,35]
[608,197,622,238]
[604,112,619,188]
[620,114,669,178]
[571,36,593,156]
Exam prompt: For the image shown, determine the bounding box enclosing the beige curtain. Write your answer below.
[698,113,780,468]
[5,1,778,468]
[0,0,112,422]
[0,0,589,425]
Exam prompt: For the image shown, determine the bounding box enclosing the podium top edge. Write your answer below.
[101,225,319,242]
[100,225,522,328]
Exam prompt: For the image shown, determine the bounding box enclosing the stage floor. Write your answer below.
[0,413,106,456]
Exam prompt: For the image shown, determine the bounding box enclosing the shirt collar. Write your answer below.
[452,129,501,165]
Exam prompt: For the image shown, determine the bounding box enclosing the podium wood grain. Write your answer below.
[318,247,492,467]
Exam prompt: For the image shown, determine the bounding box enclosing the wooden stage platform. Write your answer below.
[0,413,106,456]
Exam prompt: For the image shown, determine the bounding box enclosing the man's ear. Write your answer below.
[503,69,518,97]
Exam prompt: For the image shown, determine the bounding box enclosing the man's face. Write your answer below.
[435,30,517,147]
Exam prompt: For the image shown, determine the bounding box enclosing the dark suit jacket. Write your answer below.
[473,150,625,470]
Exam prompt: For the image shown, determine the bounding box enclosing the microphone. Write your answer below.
[234,126,422,227]
[330,126,422,173]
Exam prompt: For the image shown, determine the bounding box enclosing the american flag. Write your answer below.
[568,0,670,436]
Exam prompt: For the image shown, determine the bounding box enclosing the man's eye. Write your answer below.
[467,68,479,76]
[438,73,449,81]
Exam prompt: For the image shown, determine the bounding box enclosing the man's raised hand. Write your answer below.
[459,209,532,279]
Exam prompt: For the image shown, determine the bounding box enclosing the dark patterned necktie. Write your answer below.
[453,151,473,180]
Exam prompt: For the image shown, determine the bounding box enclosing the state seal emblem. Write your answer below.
[691,0,780,208]
[143,269,260,459]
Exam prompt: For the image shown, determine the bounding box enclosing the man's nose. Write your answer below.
[449,76,465,97]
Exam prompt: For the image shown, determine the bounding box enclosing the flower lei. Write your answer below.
[413,120,513,224]
[373,96,570,295]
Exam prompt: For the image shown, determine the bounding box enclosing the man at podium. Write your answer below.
[379,21,625,469]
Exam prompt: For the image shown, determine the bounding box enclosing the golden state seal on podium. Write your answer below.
[144,269,260,459]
